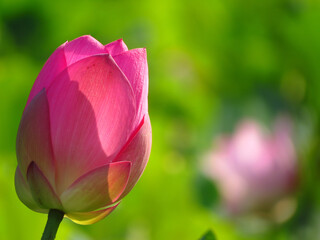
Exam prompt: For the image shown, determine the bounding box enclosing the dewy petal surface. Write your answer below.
[26,43,67,108]
[27,162,62,210]
[64,35,106,66]
[66,203,119,225]
[15,167,47,213]
[105,39,128,56]
[60,162,131,212]
[47,54,136,193]
[114,115,152,198]
[113,48,148,126]
[16,89,55,187]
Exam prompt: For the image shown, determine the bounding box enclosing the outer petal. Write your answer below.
[26,36,107,107]
[14,167,47,213]
[27,162,62,210]
[16,89,55,187]
[60,162,131,212]
[113,48,148,126]
[66,203,119,225]
[47,55,136,193]
[64,35,106,66]
[114,115,152,198]
[26,42,67,108]
[105,39,128,56]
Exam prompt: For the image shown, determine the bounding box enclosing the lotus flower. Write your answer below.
[203,118,297,215]
[15,36,151,225]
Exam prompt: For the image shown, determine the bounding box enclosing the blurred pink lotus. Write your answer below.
[204,118,297,216]
[15,36,151,225]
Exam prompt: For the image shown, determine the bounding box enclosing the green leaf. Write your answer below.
[199,230,217,240]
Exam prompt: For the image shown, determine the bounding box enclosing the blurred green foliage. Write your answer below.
[200,230,217,240]
[1,0,320,239]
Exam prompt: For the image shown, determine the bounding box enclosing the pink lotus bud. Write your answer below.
[203,117,297,216]
[15,36,151,225]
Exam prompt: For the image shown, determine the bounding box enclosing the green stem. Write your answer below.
[41,209,64,240]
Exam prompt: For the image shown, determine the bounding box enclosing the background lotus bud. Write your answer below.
[15,35,152,225]
[203,117,297,217]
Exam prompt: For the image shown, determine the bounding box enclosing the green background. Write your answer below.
[1,0,320,239]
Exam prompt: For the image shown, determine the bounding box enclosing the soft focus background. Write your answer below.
[1,0,320,239]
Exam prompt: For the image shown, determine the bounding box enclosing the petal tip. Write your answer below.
[26,161,37,178]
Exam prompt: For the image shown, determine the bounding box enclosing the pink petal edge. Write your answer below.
[26,42,67,108]
[105,39,128,56]
[63,35,106,67]
[113,48,149,127]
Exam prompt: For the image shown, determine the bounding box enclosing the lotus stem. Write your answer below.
[41,209,64,240]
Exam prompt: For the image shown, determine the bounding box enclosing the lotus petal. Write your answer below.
[16,89,56,186]
[15,167,47,213]
[114,48,148,126]
[26,43,67,108]
[105,39,128,56]
[60,161,130,212]
[47,55,136,193]
[66,203,119,225]
[64,35,106,66]
[27,162,62,210]
[114,115,151,198]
